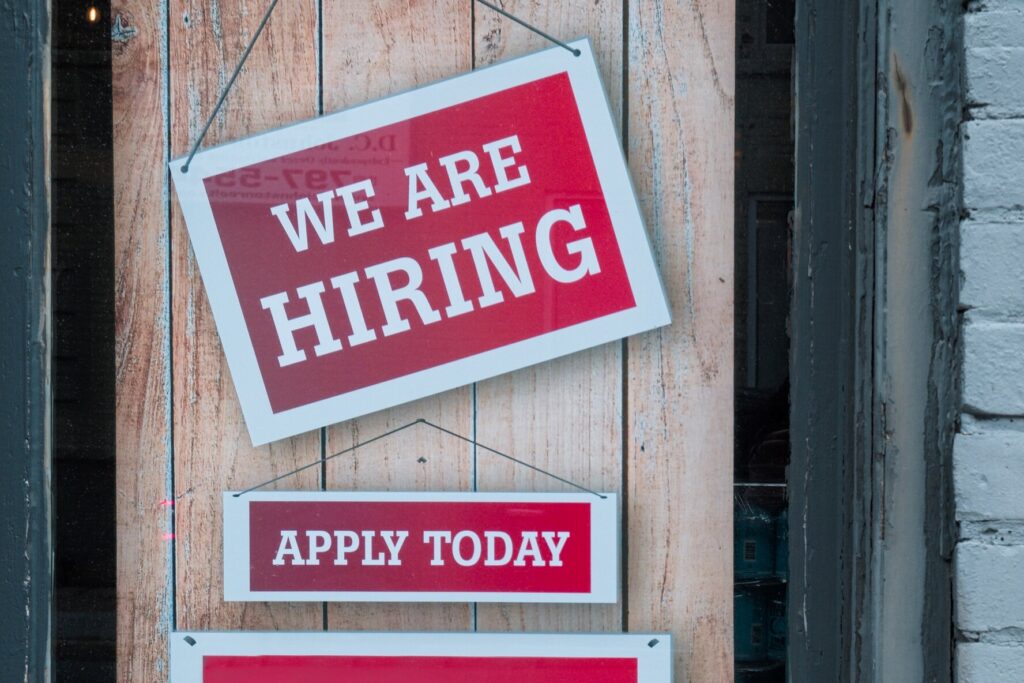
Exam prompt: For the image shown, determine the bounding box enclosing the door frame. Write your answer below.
[790,0,962,679]
[0,0,53,680]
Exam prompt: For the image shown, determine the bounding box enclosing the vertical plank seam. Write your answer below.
[162,0,178,635]
[320,422,327,627]
[470,0,479,634]
[318,0,328,634]
[620,0,630,635]
[317,0,324,118]
[471,383,479,632]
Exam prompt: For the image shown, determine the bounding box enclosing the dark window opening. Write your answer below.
[734,0,794,681]
[52,2,116,681]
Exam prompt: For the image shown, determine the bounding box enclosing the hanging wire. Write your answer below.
[180,0,280,173]
[233,418,607,499]
[179,0,578,172]
[474,0,581,57]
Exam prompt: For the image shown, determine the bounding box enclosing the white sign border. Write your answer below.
[224,491,618,603]
[170,631,673,683]
[170,38,671,446]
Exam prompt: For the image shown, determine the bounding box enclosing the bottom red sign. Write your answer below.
[171,633,672,683]
[205,655,636,683]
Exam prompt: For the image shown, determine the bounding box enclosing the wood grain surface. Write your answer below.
[113,0,174,679]
[168,0,322,631]
[114,1,735,679]
[626,1,735,680]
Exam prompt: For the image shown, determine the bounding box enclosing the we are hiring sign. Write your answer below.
[171,40,669,445]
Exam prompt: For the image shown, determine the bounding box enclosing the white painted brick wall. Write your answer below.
[966,48,1024,119]
[958,1,1024,677]
[962,120,1024,211]
[958,644,1024,683]
[965,0,1024,49]
[956,543,1024,631]
[961,223,1024,318]
[966,0,1024,118]
[962,320,1024,415]
[955,432,1024,521]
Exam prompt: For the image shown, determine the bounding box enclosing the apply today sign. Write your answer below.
[170,632,672,683]
[171,40,670,445]
[223,492,617,603]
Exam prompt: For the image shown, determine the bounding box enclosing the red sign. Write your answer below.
[171,40,669,445]
[170,633,672,682]
[223,492,617,603]
[203,656,636,682]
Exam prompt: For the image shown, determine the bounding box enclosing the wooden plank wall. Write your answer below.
[112,0,734,680]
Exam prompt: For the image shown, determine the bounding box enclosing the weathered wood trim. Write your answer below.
[791,0,961,679]
[874,0,961,680]
[0,0,53,680]
[790,0,878,677]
